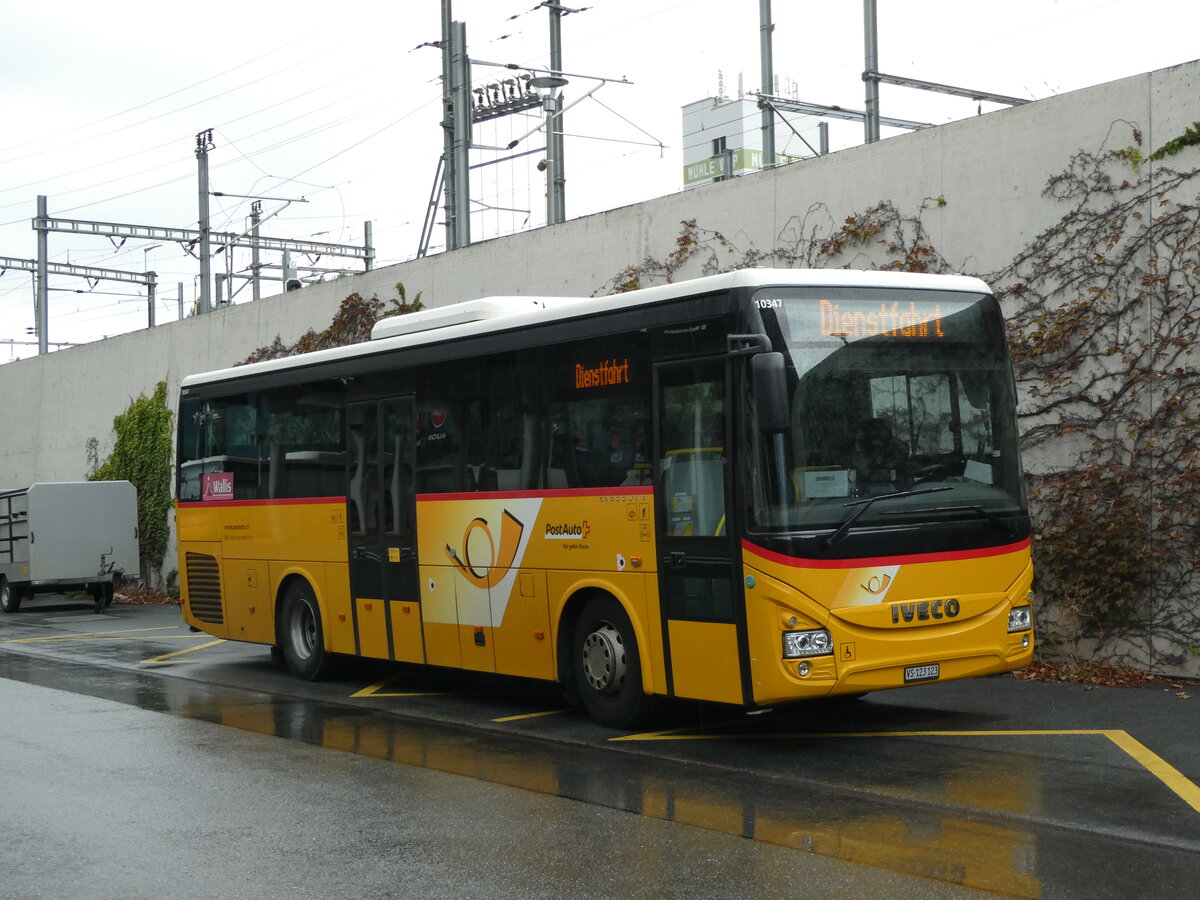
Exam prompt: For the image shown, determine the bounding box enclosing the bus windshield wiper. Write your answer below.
[927,503,1019,538]
[822,486,953,548]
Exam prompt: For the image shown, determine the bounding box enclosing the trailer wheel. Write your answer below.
[279,579,334,681]
[0,577,20,614]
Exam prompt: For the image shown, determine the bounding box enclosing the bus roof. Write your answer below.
[180,267,992,389]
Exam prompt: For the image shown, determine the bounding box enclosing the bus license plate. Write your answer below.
[904,663,940,683]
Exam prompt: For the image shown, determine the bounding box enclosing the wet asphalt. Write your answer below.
[1,596,1198,898]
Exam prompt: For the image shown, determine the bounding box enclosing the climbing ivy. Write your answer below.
[600,197,951,296]
[89,381,174,585]
[1150,121,1200,161]
[242,283,423,363]
[994,126,1200,671]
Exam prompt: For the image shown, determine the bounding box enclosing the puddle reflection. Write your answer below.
[5,651,1193,898]
[176,681,1044,897]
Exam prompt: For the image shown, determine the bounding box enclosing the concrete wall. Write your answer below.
[2,60,1196,496]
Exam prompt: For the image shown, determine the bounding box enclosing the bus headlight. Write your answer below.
[782,629,834,658]
[1007,605,1032,633]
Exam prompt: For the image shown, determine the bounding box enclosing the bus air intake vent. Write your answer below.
[185,552,224,624]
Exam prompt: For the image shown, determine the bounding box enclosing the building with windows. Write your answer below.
[681,95,821,189]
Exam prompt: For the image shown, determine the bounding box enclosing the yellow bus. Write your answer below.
[176,268,1034,727]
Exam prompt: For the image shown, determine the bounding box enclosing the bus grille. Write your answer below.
[185,552,224,624]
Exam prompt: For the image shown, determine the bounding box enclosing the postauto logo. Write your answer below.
[544,520,590,540]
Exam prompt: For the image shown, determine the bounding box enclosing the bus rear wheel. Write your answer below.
[573,595,655,729]
[280,580,334,681]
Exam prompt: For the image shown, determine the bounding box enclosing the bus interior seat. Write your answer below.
[495,469,522,491]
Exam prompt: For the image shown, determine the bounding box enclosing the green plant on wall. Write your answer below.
[89,381,174,585]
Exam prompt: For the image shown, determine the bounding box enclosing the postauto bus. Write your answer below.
[176,268,1034,727]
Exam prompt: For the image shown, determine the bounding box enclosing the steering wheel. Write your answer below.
[911,463,951,484]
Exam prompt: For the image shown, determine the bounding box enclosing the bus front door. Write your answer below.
[654,359,746,706]
[347,397,422,662]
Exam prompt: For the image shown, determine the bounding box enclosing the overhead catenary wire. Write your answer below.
[0,35,310,156]
[0,72,367,202]
[0,45,340,168]
[5,0,1186,353]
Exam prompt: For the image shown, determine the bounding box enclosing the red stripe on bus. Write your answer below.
[416,486,653,502]
[741,537,1031,569]
[177,497,346,508]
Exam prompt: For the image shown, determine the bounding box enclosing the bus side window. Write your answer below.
[481,354,543,492]
[417,362,482,496]
[205,394,262,501]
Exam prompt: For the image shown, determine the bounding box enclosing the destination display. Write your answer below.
[754,289,988,345]
[817,298,945,340]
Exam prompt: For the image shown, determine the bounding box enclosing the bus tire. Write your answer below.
[280,580,334,681]
[573,595,655,729]
[0,577,20,614]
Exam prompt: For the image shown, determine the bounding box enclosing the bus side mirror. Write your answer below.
[751,352,789,433]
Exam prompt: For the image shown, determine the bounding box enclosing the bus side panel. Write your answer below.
[324,563,355,655]
[456,579,497,673]
[494,569,553,680]
[178,499,351,650]
[355,598,390,660]
[417,490,658,686]
[667,620,743,705]
[389,601,425,664]
[177,503,221,544]
[420,564,462,669]
[216,499,348,565]
[220,558,273,644]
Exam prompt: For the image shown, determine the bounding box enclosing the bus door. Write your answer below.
[654,358,746,706]
[346,397,422,663]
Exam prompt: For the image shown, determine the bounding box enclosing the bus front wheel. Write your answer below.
[280,580,333,681]
[573,595,655,729]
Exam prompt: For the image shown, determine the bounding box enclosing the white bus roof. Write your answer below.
[181,267,992,389]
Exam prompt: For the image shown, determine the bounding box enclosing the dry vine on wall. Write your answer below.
[602,123,1200,676]
[996,125,1200,674]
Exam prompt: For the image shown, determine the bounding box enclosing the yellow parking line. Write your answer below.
[1105,730,1200,813]
[492,709,570,723]
[613,726,1200,814]
[350,678,446,699]
[141,639,226,664]
[4,626,183,644]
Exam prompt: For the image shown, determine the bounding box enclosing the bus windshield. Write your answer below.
[748,287,1026,533]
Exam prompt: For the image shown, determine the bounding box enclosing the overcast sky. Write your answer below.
[1,0,1197,359]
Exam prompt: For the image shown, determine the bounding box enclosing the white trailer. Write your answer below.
[0,481,139,614]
